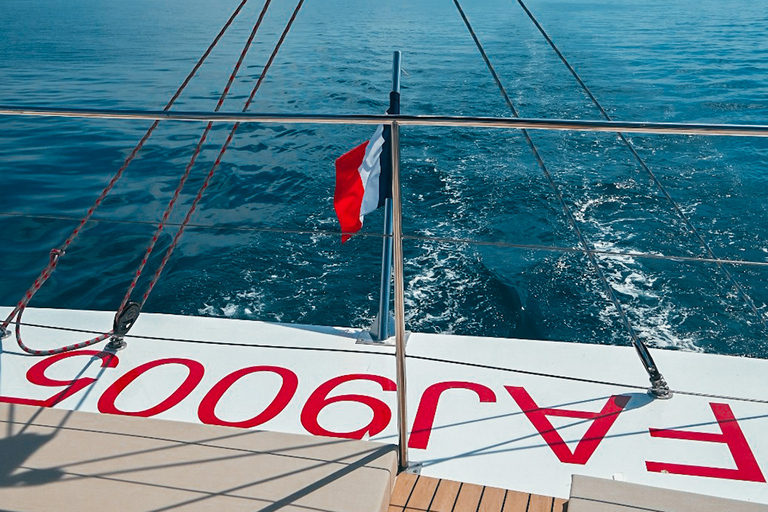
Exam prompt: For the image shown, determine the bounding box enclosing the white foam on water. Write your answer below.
[593,238,702,352]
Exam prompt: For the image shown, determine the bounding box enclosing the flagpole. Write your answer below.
[387,51,411,472]
[372,52,401,342]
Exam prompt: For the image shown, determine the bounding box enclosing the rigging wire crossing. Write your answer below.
[1,0,307,355]
[514,0,767,331]
[0,0,254,355]
[452,0,671,398]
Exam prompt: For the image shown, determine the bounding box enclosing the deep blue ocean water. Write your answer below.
[1,0,767,358]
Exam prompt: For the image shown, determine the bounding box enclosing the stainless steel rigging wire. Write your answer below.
[514,0,767,331]
[451,0,671,397]
[3,210,768,268]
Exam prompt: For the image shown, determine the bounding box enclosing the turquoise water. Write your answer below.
[1,0,767,357]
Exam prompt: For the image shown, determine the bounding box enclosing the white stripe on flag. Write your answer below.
[358,125,386,218]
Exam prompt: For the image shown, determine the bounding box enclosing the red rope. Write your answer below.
[117,0,274,316]
[1,0,253,355]
[139,0,306,306]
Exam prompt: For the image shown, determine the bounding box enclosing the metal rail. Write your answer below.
[2,106,768,137]
[388,51,410,471]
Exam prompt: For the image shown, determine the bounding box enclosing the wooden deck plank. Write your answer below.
[405,475,441,512]
[453,483,484,512]
[391,473,419,509]
[390,475,567,512]
[501,490,530,512]
[429,479,462,512]
[527,493,553,512]
[478,486,506,512]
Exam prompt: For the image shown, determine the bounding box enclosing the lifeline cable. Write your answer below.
[7,316,768,405]
[514,0,767,331]
[1,0,255,354]
[5,210,768,269]
[452,0,670,396]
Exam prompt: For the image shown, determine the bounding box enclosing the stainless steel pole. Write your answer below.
[372,199,393,341]
[373,52,402,341]
[389,51,409,471]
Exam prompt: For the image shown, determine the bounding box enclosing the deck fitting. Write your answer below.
[105,337,127,352]
[648,375,673,400]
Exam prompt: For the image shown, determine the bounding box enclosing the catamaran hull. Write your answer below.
[1,306,767,504]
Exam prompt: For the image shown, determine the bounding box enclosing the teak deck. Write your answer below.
[390,473,567,512]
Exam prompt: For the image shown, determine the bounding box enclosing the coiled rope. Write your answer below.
[514,0,767,331]
[452,0,670,396]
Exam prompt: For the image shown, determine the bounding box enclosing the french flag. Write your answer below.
[334,125,392,243]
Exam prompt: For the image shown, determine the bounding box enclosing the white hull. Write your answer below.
[2,306,767,504]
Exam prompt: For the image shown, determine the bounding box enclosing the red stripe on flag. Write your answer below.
[334,141,368,243]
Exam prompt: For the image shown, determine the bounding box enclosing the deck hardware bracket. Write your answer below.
[113,301,141,336]
[648,375,673,400]
[370,313,395,343]
[356,330,410,347]
[105,337,127,352]
[0,325,10,339]
[402,462,422,475]
[107,300,141,351]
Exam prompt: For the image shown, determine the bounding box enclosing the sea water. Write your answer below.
[1,0,767,357]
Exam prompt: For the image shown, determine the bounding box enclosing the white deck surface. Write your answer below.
[2,307,767,504]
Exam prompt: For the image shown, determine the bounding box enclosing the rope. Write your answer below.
[0,0,254,354]
[6,316,768,405]
[452,0,668,390]
[135,0,305,309]
[513,0,767,331]
[118,0,273,316]
[6,0,307,354]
